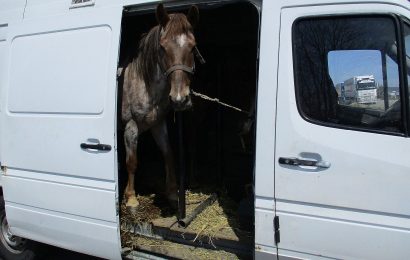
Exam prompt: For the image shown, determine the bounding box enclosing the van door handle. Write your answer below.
[278,157,330,168]
[80,143,112,151]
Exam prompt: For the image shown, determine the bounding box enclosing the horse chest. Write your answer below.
[132,101,169,132]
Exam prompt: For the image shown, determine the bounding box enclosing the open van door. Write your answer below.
[0,5,122,259]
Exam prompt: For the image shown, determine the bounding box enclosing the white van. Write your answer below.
[1,0,410,259]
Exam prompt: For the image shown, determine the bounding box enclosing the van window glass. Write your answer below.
[293,16,403,133]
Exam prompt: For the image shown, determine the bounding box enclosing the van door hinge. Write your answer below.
[274,216,280,244]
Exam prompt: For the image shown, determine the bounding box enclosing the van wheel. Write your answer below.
[0,196,41,260]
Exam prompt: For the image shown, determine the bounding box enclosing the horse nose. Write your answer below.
[169,94,191,110]
[169,94,186,104]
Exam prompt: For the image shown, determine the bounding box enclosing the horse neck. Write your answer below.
[134,57,168,104]
[133,26,170,103]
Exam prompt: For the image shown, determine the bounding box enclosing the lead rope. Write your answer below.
[191,48,249,115]
[191,90,250,115]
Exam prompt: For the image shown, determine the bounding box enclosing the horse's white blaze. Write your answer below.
[176,92,182,101]
[176,34,187,47]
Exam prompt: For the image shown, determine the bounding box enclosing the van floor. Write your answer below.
[120,188,253,259]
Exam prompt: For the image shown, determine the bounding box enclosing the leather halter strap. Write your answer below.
[164,64,195,78]
[160,46,205,78]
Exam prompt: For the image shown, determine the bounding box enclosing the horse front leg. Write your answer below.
[124,120,140,213]
[151,120,178,208]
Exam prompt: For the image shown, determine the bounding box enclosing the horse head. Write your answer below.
[156,4,199,111]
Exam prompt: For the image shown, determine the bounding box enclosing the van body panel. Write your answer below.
[1,5,122,259]
[0,1,25,25]
[8,26,111,115]
[0,25,7,165]
[0,25,7,41]
[276,2,410,259]
[5,203,118,259]
[3,170,117,222]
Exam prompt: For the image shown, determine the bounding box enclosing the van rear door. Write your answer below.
[1,5,122,259]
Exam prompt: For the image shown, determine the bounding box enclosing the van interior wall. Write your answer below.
[117,1,259,205]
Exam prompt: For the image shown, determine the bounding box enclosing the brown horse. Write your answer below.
[122,4,199,211]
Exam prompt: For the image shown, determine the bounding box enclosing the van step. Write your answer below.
[122,235,245,260]
[124,250,166,260]
[123,217,252,257]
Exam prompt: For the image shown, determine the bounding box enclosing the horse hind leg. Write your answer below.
[124,120,140,213]
[151,121,178,208]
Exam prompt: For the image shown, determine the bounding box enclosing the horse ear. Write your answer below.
[187,5,199,28]
[156,3,169,28]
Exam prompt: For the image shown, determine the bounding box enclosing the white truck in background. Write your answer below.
[344,75,378,104]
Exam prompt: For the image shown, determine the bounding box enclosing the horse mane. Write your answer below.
[137,13,193,85]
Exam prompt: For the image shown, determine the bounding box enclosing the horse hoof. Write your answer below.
[126,196,139,214]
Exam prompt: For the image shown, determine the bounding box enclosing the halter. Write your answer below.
[162,46,205,78]
[164,64,195,78]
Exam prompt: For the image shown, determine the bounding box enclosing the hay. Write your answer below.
[187,190,252,245]
[120,194,172,224]
[120,190,210,224]
[120,189,252,259]
[121,189,252,239]
[121,232,240,260]
[185,189,210,213]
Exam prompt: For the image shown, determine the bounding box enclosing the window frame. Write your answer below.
[399,18,410,136]
[292,13,409,137]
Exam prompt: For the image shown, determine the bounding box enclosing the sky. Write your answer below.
[327,50,400,88]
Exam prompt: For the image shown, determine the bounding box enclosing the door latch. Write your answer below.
[80,143,112,151]
[278,157,330,168]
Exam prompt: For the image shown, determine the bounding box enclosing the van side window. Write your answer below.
[293,16,403,133]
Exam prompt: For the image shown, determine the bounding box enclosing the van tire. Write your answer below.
[0,196,42,260]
